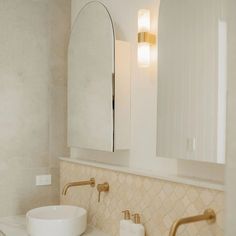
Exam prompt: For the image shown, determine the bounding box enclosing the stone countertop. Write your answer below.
[0,216,108,236]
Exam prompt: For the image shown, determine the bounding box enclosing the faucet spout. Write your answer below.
[62,178,95,195]
[169,209,216,236]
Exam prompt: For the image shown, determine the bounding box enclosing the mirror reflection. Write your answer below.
[157,0,227,164]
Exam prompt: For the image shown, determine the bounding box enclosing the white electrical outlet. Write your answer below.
[36,175,52,186]
[187,137,196,152]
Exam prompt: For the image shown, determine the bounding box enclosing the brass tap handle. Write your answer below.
[97,182,109,202]
[98,191,101,203]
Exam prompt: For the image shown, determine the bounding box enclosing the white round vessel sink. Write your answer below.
[26,205,87,236]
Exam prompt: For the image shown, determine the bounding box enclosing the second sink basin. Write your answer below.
[26,205,87,236]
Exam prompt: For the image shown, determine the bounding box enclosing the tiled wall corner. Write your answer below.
[60,161,225,236]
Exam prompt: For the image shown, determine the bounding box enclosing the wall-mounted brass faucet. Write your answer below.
[97,182,109,202]
[169,208,216,236]
[62,178,95,195]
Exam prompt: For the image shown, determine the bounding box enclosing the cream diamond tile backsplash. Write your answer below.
[60,161,224,236]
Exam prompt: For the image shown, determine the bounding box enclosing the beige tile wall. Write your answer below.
[60,161,224,236]
[0,0,70,217]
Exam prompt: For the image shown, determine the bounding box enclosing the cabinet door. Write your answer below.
[157,0,226,163]
[68,2,115,151]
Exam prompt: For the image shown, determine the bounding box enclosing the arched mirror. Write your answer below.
[68,1,115,151]
[68,1,130,152]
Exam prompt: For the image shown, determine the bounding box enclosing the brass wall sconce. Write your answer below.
[137,9,156,67]
[138,32,156,45]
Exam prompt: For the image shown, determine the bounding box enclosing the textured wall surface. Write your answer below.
[60,161,224,236]
[0,0,70,216]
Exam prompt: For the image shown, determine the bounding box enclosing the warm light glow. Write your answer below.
[138,9,153,67]
[138,9,150,32]
[138,43,150,67]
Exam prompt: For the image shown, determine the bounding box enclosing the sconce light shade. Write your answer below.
[137,9,156,67]
[138,43,150,68]
[138,9,150,32]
